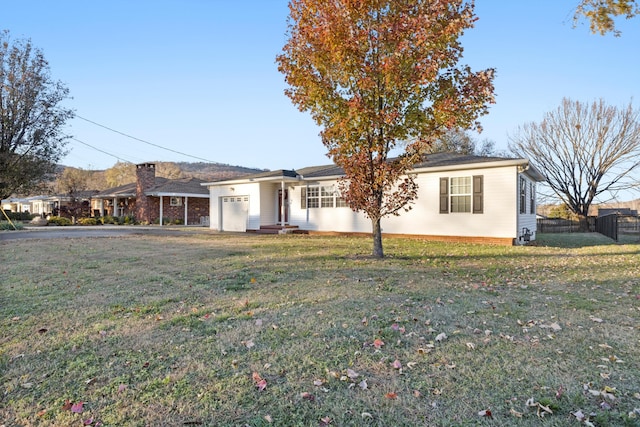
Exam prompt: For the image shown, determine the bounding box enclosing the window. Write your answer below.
[529,182,535,214]
[170,196,182,206]
[301,185,347,208]
[520,177,526,214]
[451,177,471,213]
[440,175,483,214]
[321,186,335,207]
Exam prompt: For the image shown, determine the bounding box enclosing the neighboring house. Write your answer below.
[93,163,210,225]
[202,153,545,245]
[1,192,97,217]
[597,208,638,217]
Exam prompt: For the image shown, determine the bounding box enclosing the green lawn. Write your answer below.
[1,233,639,426]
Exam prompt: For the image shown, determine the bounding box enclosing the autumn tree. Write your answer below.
[0,31,74,199]
[56,167,95,218]
[508,98,640,230]
[277,0,495,257]
[574,0,639,36]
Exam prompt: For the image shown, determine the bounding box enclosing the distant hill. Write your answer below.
[50,161,268,193]
[174,162,267,181]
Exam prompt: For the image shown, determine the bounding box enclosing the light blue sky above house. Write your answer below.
[3,1,639,172]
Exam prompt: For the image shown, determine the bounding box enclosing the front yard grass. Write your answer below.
[1,233,639,426]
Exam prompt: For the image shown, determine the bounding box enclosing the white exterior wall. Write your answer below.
[260,183,278,226]
[289,165,522,239]
[516,173,538,243]
[207,182,261,231]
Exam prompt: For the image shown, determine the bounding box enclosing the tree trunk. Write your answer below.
[371,218,384,258]
[578,214,590,232]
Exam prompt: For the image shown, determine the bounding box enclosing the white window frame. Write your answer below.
[450,177,472,213]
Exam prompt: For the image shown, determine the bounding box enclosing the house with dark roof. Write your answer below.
[93,163,210,225]
[202,152,545,245]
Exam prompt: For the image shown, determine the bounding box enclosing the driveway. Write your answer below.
[0,225,212,241]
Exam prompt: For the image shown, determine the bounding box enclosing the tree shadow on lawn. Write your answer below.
[536,232,639,248]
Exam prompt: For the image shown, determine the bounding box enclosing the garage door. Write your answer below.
[221,196,249,232]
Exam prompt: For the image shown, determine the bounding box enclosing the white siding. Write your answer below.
[289,165,522,239]
[516,174,538,244]
[207,182,261,231]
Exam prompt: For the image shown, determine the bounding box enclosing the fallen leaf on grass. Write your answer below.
[252,372,267,391]
[589,316,603,323]
[243,339,255,349]
[264,415,273,423]
[466,342,476,350]
[319,416,332,426]
[392,359,402,370]
[526,397,553,417]
[118,384,128,393]
[373,338,384,349]
[435,333,447,342]
[478,409,492,418]
[510,408,523,418]
[346,368,359,379]
[359,380,368,390]
[301,392,315,401]
[385,392,398,399]
[71,401,84,413]
[83,418,93,425]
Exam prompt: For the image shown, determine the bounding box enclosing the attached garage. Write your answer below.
[221,196,249,232]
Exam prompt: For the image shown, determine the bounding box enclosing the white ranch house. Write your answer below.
[202,153,544,245]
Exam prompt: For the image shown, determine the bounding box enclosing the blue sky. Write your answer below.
[3,1,639,172]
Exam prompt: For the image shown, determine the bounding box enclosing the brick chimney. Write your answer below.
[135,163,156,223]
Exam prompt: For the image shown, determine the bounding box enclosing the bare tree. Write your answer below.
[509,98,640,229]
[428,129,502,157]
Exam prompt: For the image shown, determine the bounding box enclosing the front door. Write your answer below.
[278,189,289,224]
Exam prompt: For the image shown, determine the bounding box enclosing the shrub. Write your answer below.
[48,216,72,226]
[0,221,25,230]
[77,217,98,226]
[100,215,118,225]
[123,214,136,224]
[1,210,35,221]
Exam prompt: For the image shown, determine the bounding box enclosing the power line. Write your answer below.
[70,137,135,164]
[75,115,218,163]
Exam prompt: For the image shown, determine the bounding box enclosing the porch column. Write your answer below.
[159,196,164,226]
[280,181,285,227]
[112,198,117,216]
[184,196,189,225]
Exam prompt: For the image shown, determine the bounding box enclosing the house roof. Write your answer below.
[203,152,546,185]
[146,177,209,196]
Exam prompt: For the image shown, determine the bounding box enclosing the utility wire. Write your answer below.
[70,137,135,164]
[75,115,218,163]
